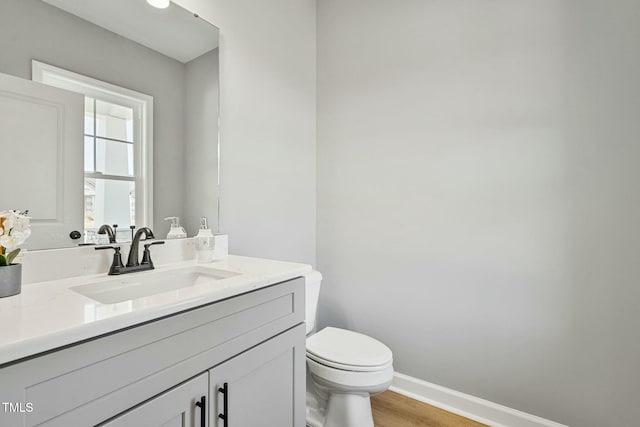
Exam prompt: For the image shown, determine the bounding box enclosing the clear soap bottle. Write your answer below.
[195,217,215,263]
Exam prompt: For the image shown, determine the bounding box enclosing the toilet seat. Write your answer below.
[306,352,393,372]
[307,357,394,392]
[306,327,393,372]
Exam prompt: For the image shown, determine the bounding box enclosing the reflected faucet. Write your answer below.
[97,224,117,244]
[127,227,155,267]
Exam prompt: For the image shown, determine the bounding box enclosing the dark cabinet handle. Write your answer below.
[218,382,228,426]
[69,230,82,240]
[195,395,206,427]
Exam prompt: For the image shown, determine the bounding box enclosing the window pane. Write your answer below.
[84,178,135,229]
[84,97,95,135]
[95,138,134,177]
[84,136,95,172]
[96,100,134,142]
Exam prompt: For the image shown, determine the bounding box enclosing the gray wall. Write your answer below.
[0,0,187,233]
[317,0,640,426]
[179,0,317,265]
[184,49,220,236]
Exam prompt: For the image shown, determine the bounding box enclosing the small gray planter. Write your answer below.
[0,263,22,297]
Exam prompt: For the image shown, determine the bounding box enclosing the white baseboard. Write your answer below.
[390,372,568,427]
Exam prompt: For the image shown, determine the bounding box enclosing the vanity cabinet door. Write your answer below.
[99,373,208,427]
[208,324,306,427]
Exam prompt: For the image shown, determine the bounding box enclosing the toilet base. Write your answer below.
[325,392,374,427]
[307,390,375,427]
[307,369,377,427]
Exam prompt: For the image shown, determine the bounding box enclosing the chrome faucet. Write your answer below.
[96,227,164,275]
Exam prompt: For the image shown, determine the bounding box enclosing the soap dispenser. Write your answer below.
[195,217,215,263]
[164,217,187,239]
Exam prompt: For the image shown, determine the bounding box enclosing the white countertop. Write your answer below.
[0,255,312,366]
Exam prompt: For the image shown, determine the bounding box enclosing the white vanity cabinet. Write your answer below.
[0,277,305,427]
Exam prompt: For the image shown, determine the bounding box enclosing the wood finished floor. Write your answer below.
[371,391,487,427]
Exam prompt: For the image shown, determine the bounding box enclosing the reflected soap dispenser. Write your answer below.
[195,217,215,263]
[164,217,187,239]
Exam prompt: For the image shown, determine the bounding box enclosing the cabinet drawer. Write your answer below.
[0,277,304,427]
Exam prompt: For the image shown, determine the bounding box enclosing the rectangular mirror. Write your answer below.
[0,0,219,250]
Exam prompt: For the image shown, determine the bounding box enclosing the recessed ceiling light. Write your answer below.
[147,0,170,9]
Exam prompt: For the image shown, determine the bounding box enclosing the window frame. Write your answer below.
[32,60,154,231]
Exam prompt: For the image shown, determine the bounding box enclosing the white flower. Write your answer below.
[2,212,16,231]
[12,216,30,232]
[0,234,22,252]
[0,210,31,251]
[13,230,26,243]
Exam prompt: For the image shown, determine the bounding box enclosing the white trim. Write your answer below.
[390,372,569,427]
[31,60,154,230]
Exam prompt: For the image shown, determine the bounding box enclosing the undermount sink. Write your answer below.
[70,266,241,304]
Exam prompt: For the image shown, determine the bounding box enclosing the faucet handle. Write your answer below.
[143,241,165,248]
[141,241,165,268]
[95,245,120,251]
[95,246,124,275]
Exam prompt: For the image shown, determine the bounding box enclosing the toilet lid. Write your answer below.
[306,327,393,369]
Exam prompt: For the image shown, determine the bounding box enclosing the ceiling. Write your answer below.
[42,0,219,63]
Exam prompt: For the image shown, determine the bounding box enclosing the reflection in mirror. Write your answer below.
[0,0,219,250]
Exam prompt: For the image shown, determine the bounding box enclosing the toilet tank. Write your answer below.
[304,271,323,335]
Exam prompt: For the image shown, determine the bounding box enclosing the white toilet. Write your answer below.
[304,271,394,427]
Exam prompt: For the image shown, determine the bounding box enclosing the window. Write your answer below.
[32,61,153,236]
[83,97,137,230]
